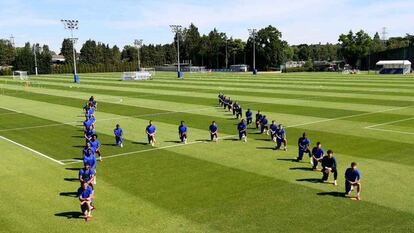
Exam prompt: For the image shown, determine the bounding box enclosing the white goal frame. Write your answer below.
[13,71,29,80]
[122,69,155,81]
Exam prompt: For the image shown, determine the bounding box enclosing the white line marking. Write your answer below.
[61,134,238,165]
[366,127,414,135]
[0,135,64,165]
[364,117,414,129]
[0,112,22,116]
[287,105,414,128]
[0,106,22,113]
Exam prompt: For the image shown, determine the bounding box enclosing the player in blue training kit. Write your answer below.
[90,134,102,161]
[296,133,311,162]
[246,109,253,125]
[311,142,324,170]
[79,163,95,188]
[345,162,362,200]
[255,110,263,129]
[78,182,94,221]
[146,120,157,146]
[269,121,278,142]
[260,115,269,134]
[83,148,97,170]
[178,121,188,144]
[237,119,247,142]
[114,124,123,147]
[321,150,338,186]
[209,121,218,142]
[275,125,287,151]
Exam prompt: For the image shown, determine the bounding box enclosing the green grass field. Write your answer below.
[1,72,414,233]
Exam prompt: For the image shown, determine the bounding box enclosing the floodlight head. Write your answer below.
[248,28,257,38]
[170,25,183,34]
[61,19,79,30]
[134,39,143,47]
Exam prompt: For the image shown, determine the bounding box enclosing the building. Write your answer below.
[376,60,411,74]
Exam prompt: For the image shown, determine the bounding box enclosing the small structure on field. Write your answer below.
[376,60,411,75]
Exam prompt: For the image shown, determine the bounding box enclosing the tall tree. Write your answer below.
[60,39,75,65]
[338,30,372,68]
[80,40,98,64]
[0,39,15,66]
[13,42,34,73]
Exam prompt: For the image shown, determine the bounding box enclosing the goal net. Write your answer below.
[122,69,154,81]
[13,71,29,80]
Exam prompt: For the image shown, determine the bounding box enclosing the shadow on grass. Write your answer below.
[132,141,149,145]
[317,191,346,198]
[290,167,313,171]
[54,211,82,219]
[164,140,182,144]
[65,168,81,171]
[59,191,78,197]
[255,138,272,142]
[195,139,211,143]
[256,146,275,150]
[72,145,85,148]
[277,158,297,162]
[64,178,79,182]
[296,178,322,183]
[224,138,240,141]
[101,143,116,146]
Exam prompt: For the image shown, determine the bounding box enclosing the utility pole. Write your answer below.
[33,44,38,76]
[134,39,143,71]
[170,25,183,78]
[248,29,257,75]
[61,19,79,83]
[225,36,228,69]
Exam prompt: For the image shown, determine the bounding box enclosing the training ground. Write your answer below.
[0,72,413,232]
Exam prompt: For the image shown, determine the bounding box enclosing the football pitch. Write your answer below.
[0,72,414,232]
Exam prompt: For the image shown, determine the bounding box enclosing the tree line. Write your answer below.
[1,23,413,75]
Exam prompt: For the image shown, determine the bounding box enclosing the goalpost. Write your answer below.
[12,71,29,80]
[122,68,155,81]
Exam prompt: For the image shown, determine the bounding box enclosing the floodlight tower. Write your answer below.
[170,25,183,78]
[248,29,257,75]
[33,44,39,76]
[225,35,228,69]
[134,39,143,71]
[61,19,79,83]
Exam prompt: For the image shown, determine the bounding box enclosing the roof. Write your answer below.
[376,60,411,65]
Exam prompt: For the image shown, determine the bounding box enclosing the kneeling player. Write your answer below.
[237,119,247,142]
[255,110,263,129]
[275,125,287,151]
[178,121,188,144]
[90,134,102,161]
[78,182,94,221]
[321,150,337,186]
[246,109,253,125]
[146,120,157,146]
[260,115,269,134]
[79,164,95,188]
[345,162,361,200]
[297,133,311,162]
[209,121,218,142]
[114,124,124,147]
[311,142,324,170]
[269,121,278,142]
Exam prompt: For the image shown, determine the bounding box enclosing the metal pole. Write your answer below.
[248,29,257,75]
[225,37,228,69]
[170,25,182,78]
[33,44,38,76]
[134,39,143,71]
[177,33,180,73]
[71,30,77,76]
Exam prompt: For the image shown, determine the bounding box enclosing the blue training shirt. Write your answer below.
[114,128,123,137]
[77,186,93,199]
[345,168,361,182]
[238,122,247,132]
[146,125,156,134]
[79,168,95,182]
[209,124,218,133]
[178,125,187,134]
[246,111,253,118]
[270,124,278,132]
